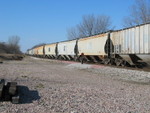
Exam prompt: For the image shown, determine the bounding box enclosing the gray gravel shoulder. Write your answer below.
[67,63,150,84]
[0,57,150,113]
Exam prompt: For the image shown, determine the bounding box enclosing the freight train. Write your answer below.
[27,23,150,68]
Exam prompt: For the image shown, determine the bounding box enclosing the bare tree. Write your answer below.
[7,36,21,54]
[8,36,20,46]
[0,42,8,53]
[94,15,112,34]
[123,0,150,27]
[67,14,112,39]
[78,15,95,37]
[67,27,79,40]
[0,36,21,54]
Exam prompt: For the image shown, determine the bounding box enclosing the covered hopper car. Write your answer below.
[27,23,150,68]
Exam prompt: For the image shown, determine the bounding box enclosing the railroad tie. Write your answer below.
[0,79,5,99]
[7,82,17,95]
[0,79,20,104]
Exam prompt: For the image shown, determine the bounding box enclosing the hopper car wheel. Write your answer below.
[136,64,143,68]
[135,62,147,68]
[104,59,110,65]
[104,59,115,65]
[74,56,79,61]
[115,59,123,66]
[121,61,127,67]
[109,58,115,65]
[137,62,147,68]
[116,62,121,66]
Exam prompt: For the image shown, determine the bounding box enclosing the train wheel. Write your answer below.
[104,59,110,65]
[135,62,147,68]
[116,62,121,66]
[109,58,115,65]
[115,59,122,66]
[121,61,127,67]
[74,56,78,61]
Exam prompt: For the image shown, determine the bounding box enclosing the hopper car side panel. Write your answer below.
[111,23,150,66]
[78,34,108,56]
[45,43,57,58]
[32,46,44,57]
[37,46,44,55]
[33,47,38,56]
[77,33,109,62]
[57,40,77,60]
[111,24,150,54]
[28,49,33,55]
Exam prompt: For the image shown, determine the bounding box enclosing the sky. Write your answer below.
[0,0,135,52]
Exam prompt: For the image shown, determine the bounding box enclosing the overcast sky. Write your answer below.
[0,0,134,52]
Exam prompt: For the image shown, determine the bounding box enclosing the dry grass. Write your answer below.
[0,54,24,60]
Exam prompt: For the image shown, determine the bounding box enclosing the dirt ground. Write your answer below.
[0,56,150,113]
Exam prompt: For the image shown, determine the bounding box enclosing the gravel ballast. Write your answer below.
[0,57,150,113]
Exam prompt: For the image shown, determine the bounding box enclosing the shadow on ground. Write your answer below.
[18,85,40,104]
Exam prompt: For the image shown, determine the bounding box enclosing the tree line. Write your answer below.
[0,36,21,54]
